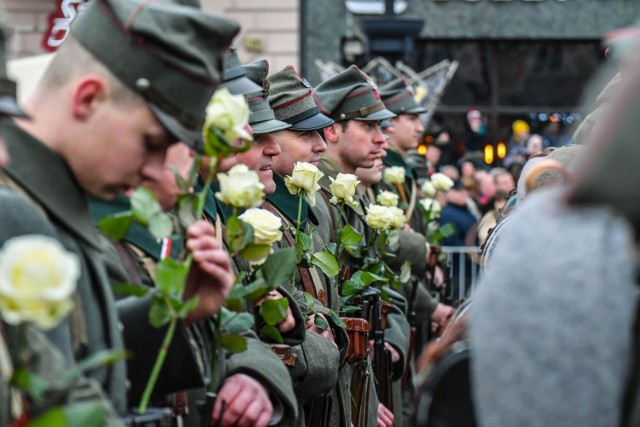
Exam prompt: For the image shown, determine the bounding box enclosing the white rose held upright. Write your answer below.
[238,208,284,246]
[376,191,399,207]
[203,87,252,144]
[284,162,324,207]
[383,166,406,185]
[216,164,266,208]
[431,173,454,192]
[329,173,360,207]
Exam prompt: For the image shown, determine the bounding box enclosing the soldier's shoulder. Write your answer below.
[0,186,55,239]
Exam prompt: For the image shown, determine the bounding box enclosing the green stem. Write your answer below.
[334,202,345,259]
[295,192,303,240]
[195,156,218,221]
[138,316,177,413]
[209,314,222,392]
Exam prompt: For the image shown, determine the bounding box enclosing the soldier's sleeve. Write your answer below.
[275,286,306,346]
[385,230,428,277]
[224,332,299,426]
[288,331,340,400]
[383,288,411,380]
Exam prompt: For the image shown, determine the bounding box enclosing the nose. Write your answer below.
[372,125,386,146]
[263,136,281,157]
[417,120,425,135]
[312,132,327,153]
[140,150,167,182]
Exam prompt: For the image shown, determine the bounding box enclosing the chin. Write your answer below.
[264,180,276,195]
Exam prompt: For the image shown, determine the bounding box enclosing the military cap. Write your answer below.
[266,65,334,131]
[222,48,262,96]
[242,59,290,135]
[70,0,239,152]
[312,65,395,122]
[0,23,27,118]
[379,78,427,115]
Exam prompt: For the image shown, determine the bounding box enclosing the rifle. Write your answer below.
[402,277,420,389]
[372,294,393,412]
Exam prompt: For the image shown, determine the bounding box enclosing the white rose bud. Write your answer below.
[365,204,392,232]
[383,166,406,185]
[329,173,360,207]
[284,162,325,207]
[238,208,283,246]
[422,180,436,198]
[216,164,266,208]
[0,235,80,330]
[204,88,252,143]
[431,173,454,192]
[420,198,442,217]
[388,206,406,229]
[376,191,399,207]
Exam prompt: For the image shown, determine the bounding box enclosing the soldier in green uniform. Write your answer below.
[378,79,454,424]
[0,0,240,421]
[261,62,350,427]
[311,65,413,427]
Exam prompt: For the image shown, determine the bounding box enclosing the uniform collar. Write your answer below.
[266,173,318,227]
[3,121,103,250]
[88,193,183,260]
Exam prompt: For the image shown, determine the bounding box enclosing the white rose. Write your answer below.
[238,208,283,246]
[284,162,324,207]
[216,164,266,208]
[420,198,442,217]
[383,166,406,185]
[365,204,392,232]
[329,173,360,207]
[203,88,252,144]
[422,180,436,198]
[387,206,406,229]
[0,235,79,330]
[430,173,454,192]
[376,190,399,207]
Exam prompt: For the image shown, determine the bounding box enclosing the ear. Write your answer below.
[71,76,107,120]
[323,123,340,144]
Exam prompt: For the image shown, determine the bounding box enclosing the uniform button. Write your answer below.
[125,380,131,391]
[118,322,125,332]
[136,78,151,90]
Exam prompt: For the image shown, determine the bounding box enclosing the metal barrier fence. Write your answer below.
[440,246,482,305]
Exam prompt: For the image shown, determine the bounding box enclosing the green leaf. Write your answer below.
[240,244,271,262]
[98,212,132,241]
[130,187,162,225]
[11,367,48,402]
[340,304,361,315]
[149,213,173,240]
[327,310,346,330]
[221,308,255,334]
[112,283,149,297]
[259,325,284,344]
[325,242,337,255]
[303,292,316,311]
[261,247,297,287]
[177,296,200,318]
[439,222,456,238]
[260,298,289,326]
[314,314,329,330]
[176,194,197,229]
[399,261,412,284]
[220,333,248,353]
[155,258,189,296]
[311,251,339,278]
[241,278,270,302]
[295,232,312,262]
[340,224,363,247]
[226,215,255,254]
[29,406,66,427]
[149,298,172,327]
[341,271,368,297]
[360,271,386,286]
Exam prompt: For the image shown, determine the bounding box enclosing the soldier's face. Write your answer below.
[142,143,194,211]
[335,120,387,172]
[355,158,384,186]
[234,131,281,194]
[70,99,174,200]
[388,114,424,151]
[271,129,326,176]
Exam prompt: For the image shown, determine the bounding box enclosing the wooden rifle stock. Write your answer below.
[373,300,393,411]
